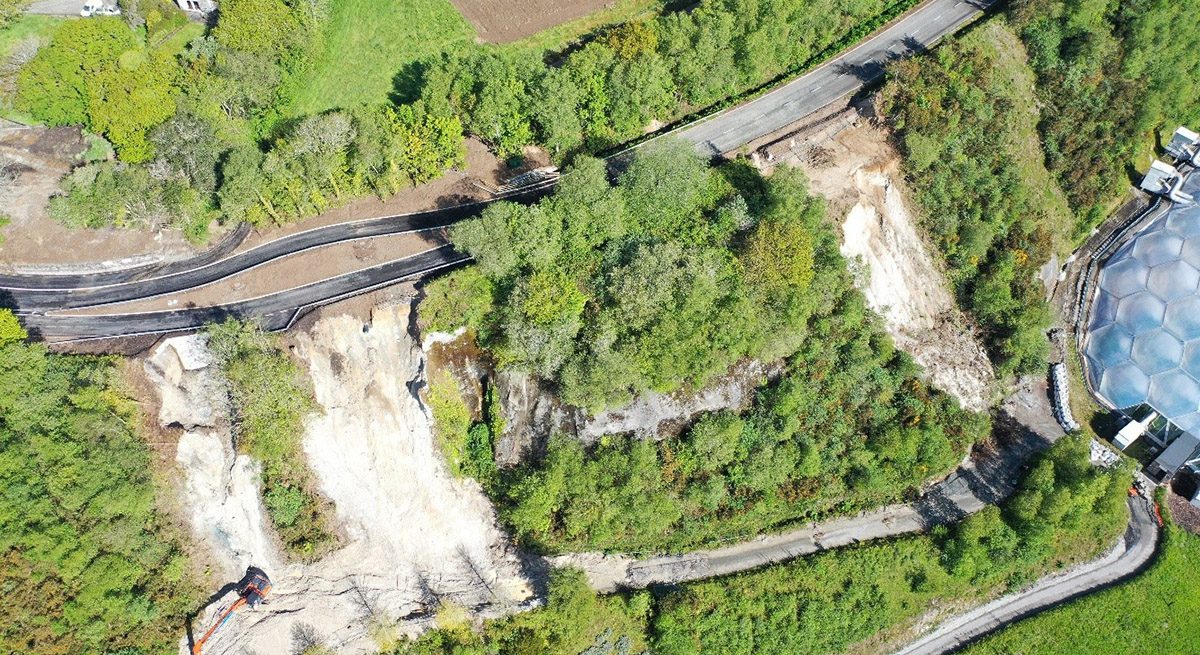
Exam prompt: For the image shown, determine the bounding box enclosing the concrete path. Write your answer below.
[25,0,84,15]
[890,497,1159,655]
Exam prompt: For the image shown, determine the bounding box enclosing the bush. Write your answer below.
[418,267,494,334]
[396,435,1132,655]
[445,143,828,411]
[392,568,650,655]
[431,148,989,553]
[427,370,472,476]
[50,161,214,240]
[206,319,337,559]
[879,21,1068,376]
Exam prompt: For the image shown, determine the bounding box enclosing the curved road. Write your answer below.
[678,0,997,156]
[0,222,252,290]
[3,0,997,339]
[0,183,553,311]
[20,246,469,340]
[891,497,1159,655]
[556,406,1054,591]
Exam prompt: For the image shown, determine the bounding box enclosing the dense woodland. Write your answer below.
[881,0,1200,375]
[3,0,1195,651]
[423,144,988,552]
[1009,0,1200,233]
[396,435,1132,655]
[879,21,1070,376]
[0,310,200,654]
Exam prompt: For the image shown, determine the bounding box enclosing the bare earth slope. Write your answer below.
[768,116,995,411]
[147,305,533,655]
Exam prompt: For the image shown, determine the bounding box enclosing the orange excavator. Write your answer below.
[192,568,272,655]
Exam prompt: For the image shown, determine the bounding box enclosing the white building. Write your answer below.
[176,0,216,13]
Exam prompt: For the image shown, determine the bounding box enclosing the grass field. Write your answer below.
[961,515,1200,654]
[284,0,669,116]
[284,0,476,116]
[0,15,61,58]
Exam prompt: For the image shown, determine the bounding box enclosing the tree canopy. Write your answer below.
[423,146,989,552]
[0,309,200,654]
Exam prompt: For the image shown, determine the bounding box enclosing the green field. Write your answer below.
[0,15,62,58]
[284,0,476,116]
[962,517,1200,654]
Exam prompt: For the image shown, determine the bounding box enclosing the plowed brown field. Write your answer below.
[450,0,616,43]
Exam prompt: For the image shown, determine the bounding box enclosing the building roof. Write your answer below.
[1085,195,1200,434]
[1152,430,1200,477]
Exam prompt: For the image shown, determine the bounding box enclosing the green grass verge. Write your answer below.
[284,0,475,116]
[961,508,1200,654]
[0,14,61,58]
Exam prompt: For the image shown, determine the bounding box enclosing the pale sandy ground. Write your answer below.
[145,304,532,655]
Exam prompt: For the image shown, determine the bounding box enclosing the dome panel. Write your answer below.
[1087,324,1135,368]
[1091,289,1120,326]
[1089,321,1132,367]
[1132,329,1184,374]
[1148,260,1200,301]
[1167,206,1200,238]
[1133,229,1185,266]
[1099,257,1150,298]
[1101,362,1151,410]
[1115,291,1167,335]
[1181,237,1200,269]
[1165,296,1200,340]
[1184,341,1200,380]
[1148,370,1200,417]
[1174,411,1200,435]
[1087,195,1200,426]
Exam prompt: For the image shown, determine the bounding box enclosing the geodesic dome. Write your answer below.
[1086,203,1200,434]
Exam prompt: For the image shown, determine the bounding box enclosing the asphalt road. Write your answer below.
[890,497,1160,655]
[0,223,251,290]
[22,246,468,340]
[0,184,553,311]
[676,0,998,156]
[5,0,997,339]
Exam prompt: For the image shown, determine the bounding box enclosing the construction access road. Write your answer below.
[556,388,1056,591]
[3,0,998,340]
